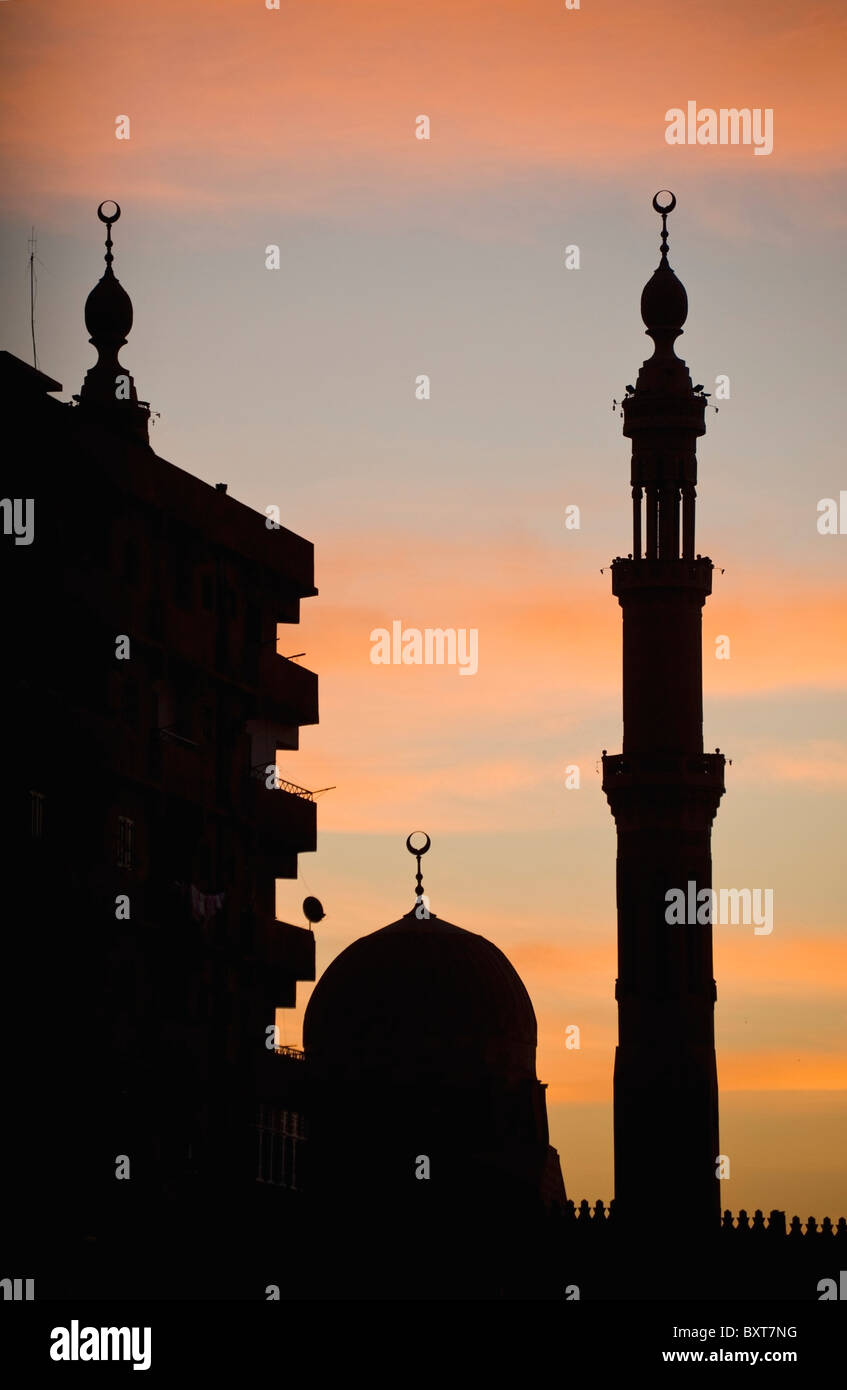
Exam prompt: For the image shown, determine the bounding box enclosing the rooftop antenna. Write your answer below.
[28,226,38,369]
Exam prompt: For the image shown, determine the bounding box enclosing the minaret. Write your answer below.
[77,201,150,443]
[602,192,725,1235]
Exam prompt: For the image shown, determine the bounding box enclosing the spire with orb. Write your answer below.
[77,201,150,443]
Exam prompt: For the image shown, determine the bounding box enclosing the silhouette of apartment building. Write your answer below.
[0,204,317,1297]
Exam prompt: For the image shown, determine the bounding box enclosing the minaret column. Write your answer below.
[603,193,725,1238]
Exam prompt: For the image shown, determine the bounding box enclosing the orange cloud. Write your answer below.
[279,527,847,830]
[542,1044,847,1105]
[3,0,846,220]
[735,744,847,786]
[718,1053,847,1091]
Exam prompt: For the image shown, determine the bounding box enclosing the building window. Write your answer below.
[256,1105,304,1190]
[117,816,136,869]
[30,791,45,839]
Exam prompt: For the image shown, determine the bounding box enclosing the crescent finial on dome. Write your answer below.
[78,202,150,442]
[406,831,431,916]
[640,190,688,358]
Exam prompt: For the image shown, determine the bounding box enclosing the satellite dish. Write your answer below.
[303,896,325,925]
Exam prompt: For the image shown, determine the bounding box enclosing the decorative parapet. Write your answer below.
[559,1201,847,1242]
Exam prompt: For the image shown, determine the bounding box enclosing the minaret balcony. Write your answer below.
[611,556,713,597]
[602,750,725,795]
[623,390,706,438]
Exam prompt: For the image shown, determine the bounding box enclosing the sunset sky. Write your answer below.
[2,0,845,1221]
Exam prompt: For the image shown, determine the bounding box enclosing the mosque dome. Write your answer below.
[301,836,567,1275]
[303,908,538,1085]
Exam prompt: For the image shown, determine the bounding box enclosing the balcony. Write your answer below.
[258,918,316,981]
[249,774,317,859]
[610,556,713,597]
[258,648,318,727]
[601,751,725,793]
[602,751,726,830]
[257,1044,308,1108]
